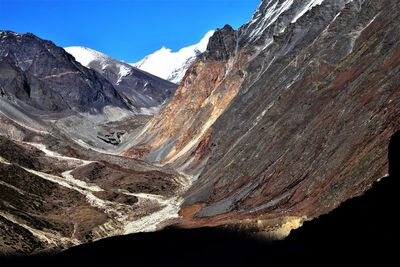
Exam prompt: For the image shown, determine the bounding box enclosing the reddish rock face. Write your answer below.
[125,0,400,231]
[123,52,250,175]
[181,0,400,228]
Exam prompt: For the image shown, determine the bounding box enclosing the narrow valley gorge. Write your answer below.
[1,0,399,257]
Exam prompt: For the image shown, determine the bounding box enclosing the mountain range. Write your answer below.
[1,0,399,260]
[64,46,177,111]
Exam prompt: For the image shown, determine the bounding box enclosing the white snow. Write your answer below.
[64,46,104,67]
[117,64,131,84]
[65,31,215,84]
[248,0,294,41]
[132,30,215,84]
[64,46,131,83]
[246,0,328,43]
[291,0,325,23]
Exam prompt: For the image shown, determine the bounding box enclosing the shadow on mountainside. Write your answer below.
[1,131,399,267]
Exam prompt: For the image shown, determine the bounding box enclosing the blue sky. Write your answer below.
[0,0,260,62]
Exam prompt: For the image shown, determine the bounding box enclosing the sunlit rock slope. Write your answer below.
[124,0,400,231]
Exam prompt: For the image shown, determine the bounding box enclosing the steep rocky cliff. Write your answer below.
[124,0,400,231]
[0,31,129,113]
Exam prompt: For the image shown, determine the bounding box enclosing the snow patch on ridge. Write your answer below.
[132,31,215,84]
[248,0,294,41]
[246,0,332,44]
[291,0,325,23]
[64,46,104,67]
[64,46,131,83]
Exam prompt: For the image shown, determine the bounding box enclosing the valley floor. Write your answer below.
[1,172,398,267]
[0,101,191,254]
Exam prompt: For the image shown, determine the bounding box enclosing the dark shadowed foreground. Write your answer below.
[1,130,398,267]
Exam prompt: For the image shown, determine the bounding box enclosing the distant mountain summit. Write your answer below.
[64,46,177,111]
[132,31,215,84]
[64,47,131,84]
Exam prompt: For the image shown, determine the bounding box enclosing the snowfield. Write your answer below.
[64,46,132,83]
[132,30,215,84]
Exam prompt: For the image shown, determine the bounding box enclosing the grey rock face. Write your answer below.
[0,31,128,113]
[175,0,400,226]
[203,25,237,61]
[97,131,125,146]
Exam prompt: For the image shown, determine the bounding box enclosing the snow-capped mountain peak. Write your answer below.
[64,46,131,83]
[64,46,177,110]
[132,30,215,84]
[64,46,105,66]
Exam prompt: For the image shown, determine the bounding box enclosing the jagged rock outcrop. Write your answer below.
[97,131,125,146]
[204,25,237,61]
[124,0,400,230]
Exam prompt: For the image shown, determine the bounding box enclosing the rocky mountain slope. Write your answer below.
[0,31,185,254]
[64,47,177,111]
[124,0,400,232]
[133,31,215,84]
[0,31,128,113]
[1,0,400,257]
